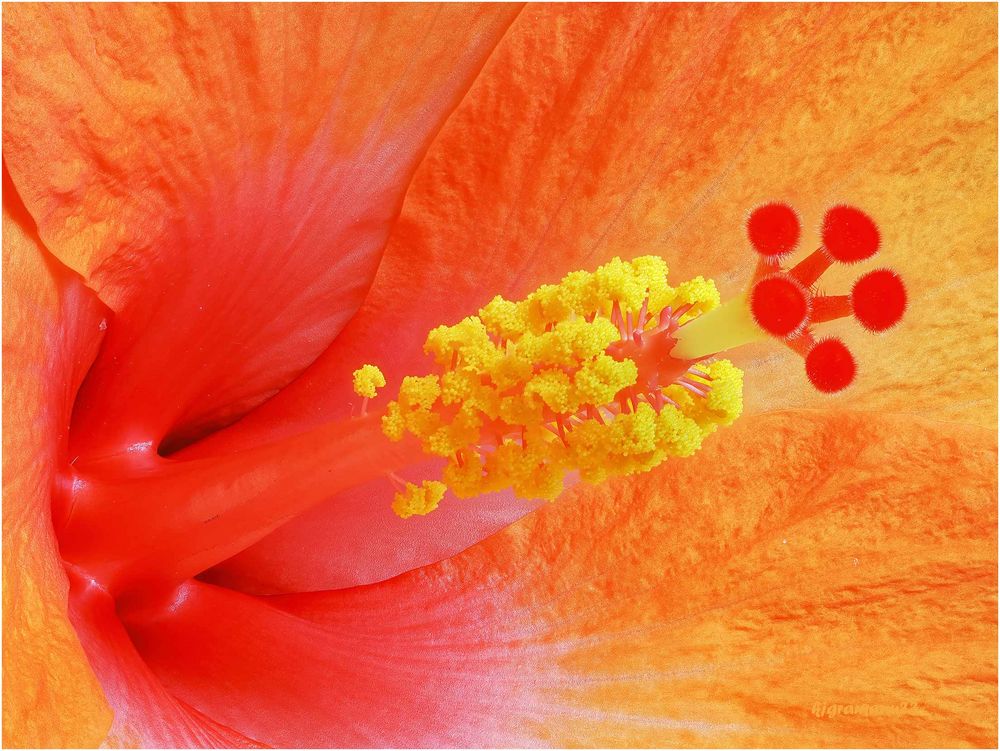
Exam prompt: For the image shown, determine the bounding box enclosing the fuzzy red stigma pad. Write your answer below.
[805,338,857,393]
[851,269,908,332]
[747,203,801,261]
[736,203,905,395]
[750,275,810,337]
[821,205,881,263]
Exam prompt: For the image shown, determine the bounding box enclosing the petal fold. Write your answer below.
[201,463,543,594]
[68,574,262,749]
[2,172,111,748]
[123,578,543,747]
[3,4,520,457]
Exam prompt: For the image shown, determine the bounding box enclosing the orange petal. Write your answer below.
[190,3,996,591]
[131,410,996,746]
[3,4,520,458]
[169,5,761,590]
[282,3,997,427]
[1,172,111,747]
[507,412,997,746]
[314,410,996,745]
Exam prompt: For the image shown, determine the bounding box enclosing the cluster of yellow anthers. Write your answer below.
[353,256,743,519]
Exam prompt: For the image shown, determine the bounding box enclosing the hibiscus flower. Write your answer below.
[3,3,996,748]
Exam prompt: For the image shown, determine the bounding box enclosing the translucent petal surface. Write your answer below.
[3,4,520,458]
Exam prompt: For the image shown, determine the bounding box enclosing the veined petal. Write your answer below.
[177,4,755,592]
[1,172,111,747]
[123,578,541,748]
[127,411,996,746]
[68,574,262,748]
[190,3,996,592]
[507,413,997,746]
[384,2,994,426]
[246,3,997,432]
[3,3,521,458]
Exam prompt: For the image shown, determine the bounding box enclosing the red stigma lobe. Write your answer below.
[750,275,810,337]
[747,203,801,261]
[821,205,881,263]
[805,338,857,393]
[851,269,907,332]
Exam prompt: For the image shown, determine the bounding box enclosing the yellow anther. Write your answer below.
[672,276,720,319]
[490,346,534,390]
[525,369,576,413]
[631,256,674,315]
[442,452,490,499]
[369,254,746,514]
[403,409,442,442]
[398,375,441,410]
[573,354,638,406]
[424,316,497,369]
[427,405,482,457]
[381,402,406,441]
[561,318,620,360]
[384,375,444,445]
[594,256,647,314]
[499,393,544,427]
[479,295,528,340]
[352,364,386,399]
[511,449,566,500]
[439,369,478,406]
[608,402,659,458]
[392,480,447,519]
[655,405,704,457]
[700,360,744,423]
[524,283,575,331]
[662,383,696,414]
[484,442,530,488]
[564,421,612,484]
[559,269,599,316]
[516,317,614,369]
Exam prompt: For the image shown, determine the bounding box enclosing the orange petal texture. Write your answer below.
[198,3,997,594]
[120,412,997,747]
[2,4,996,748]
[3,3,519,457]
[373,2,996,426]
[2,176,111,747]
[494,411,995,747]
